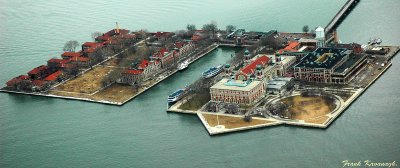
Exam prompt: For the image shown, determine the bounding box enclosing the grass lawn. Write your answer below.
[90,83,138,102]
[52,66,113,94]
[179,93,210,111]
[202,113,272,129]
[281,95,336,122]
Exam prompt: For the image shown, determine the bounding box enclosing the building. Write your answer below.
[136,59,161,80]
[294,47,367,84]
[6,75,31,90]
[150,48,175,68]
[61,52,82,60]
[328,43,362,54]
[152,32,174,41]
[120,59,161,85]
[315,26,325,48]
[266,77,294,94]
[235,55,272,81]
[173,41,195,61]
[44,70,63,83]
[210,78,265,105]
[120,69,144,85]
[28,65,51,80]
[275,55,296,76]
[69,56,91,68]
[47,58,70,71]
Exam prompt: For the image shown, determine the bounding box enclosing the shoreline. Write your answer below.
[0,44,220,106]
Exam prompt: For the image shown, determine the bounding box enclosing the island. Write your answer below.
[1,0,399,135]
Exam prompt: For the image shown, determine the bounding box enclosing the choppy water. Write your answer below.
[1,0,399,167]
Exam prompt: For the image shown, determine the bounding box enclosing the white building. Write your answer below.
[315,26,325,48]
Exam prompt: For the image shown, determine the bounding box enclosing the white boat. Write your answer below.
[167,89,186,103]
[178,60,189,71]
[202,65,223,78]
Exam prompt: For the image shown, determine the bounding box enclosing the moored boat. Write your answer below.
[178,60,189,71]
[167,89,186,103]
[202,65,223,78]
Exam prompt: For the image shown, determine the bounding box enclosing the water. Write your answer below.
[1,0,399,167]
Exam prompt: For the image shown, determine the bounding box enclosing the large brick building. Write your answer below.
[210,78,265,105]
[293,47,367,84]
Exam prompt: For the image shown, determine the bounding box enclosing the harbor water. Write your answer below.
[1,0,399,167]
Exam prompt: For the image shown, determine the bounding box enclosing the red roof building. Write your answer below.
[44,71,62,82]
[278,41,300,54]
[61,52,82,59]
[6,75,30,87]
[236,56,270,81]
[47,58,70,69]
[124,69,143,75]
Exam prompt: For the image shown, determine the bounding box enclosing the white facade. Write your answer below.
[315,26,325,48]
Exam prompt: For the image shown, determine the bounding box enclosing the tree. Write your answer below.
[63,40,79,52]
[226,25,236,33]
[202,21,218,38]
[186,24,196,33]
[302,25,309,33]
[91,32,103,41]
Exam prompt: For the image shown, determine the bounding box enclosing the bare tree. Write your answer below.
[91,32,103,41]
[226,25,236,33]
[63,40,79,52]
[202,21,218,38]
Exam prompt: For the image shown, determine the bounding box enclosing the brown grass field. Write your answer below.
[202,113,272,129]
[52,66,113,94]
[281,95,335,122]
[90,84,138,102]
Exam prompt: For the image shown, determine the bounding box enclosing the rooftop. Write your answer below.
[334,54,365,73]
[294,47,349,69]
[240,55,270,75]
[210,78,262,92]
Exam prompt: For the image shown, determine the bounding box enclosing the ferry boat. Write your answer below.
[202,65,223,78]
[167,89,186,103]
[178,60,189,71]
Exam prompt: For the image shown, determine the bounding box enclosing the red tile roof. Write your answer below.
[138,59,150,69]
[44,71,62,81]
[279,41,300,54]
[6,75,30,86]
[28,65,48,75]
[83,42,99,47]
[241,56,270,75]
[175,41,186,48]
[154,32,172,38]
[124,69,143,75]
[62,52,82,58]
[69,57,89,62]
[48,58,70,64]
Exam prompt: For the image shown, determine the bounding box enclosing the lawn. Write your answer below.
[90,83,138,103]
[281,95,336,121]
[202,113,272,129]
[179,93,210,111]
[52,66,113,94]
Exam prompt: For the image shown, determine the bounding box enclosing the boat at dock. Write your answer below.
[167,89,186,103]
[202,65,223,78]
[368,37,382,45]
[178,60,189,71]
